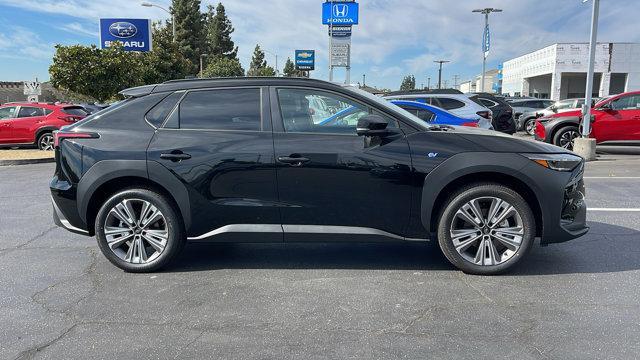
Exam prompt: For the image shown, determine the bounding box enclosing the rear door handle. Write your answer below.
[160,151,191,162]
[277,155,310,166]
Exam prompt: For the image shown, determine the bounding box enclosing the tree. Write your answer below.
[399,75,416,91]
[204,3,238,59]
[282,57,307,77]
[49,44,145,102]
[247,44,275,76]
[171,0,205,72]
[141,22,193,83]
[202,56,245,77]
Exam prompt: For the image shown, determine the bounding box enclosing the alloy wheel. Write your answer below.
[449,196,524,266]
[103,198,168,264]
[559,130,580,150]
[525,119,536,135]
[39,134,54,151]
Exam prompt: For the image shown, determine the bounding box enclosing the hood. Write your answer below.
[447,126,570,154]
[544,109,581,119]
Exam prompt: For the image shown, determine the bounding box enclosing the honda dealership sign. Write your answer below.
[99,19,152,52]
[322,2,359,25]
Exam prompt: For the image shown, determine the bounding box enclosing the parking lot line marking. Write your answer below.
[584,177,640,179]
[588,208,640,212]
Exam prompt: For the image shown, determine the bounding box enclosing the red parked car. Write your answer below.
[534,91,640,149]
[0,102,88,150]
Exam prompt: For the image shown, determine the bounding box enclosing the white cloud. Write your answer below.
[0,26,54,61]
[58,22,98,38]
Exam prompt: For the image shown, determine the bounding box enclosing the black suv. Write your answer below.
[51,78,588,275]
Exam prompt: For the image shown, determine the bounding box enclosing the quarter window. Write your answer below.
[147,92,183,127]
[17,106,44,118]
[437,97,466,110]
[277,88,396,134]
[179,88,261,131]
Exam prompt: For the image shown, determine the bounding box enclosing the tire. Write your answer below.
[437,183,535,275]
[524,118,536,135]
[37,132,54,151]
[552,126,580,150]
[95,188,185,272]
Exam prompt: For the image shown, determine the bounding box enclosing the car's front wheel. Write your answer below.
[553,126,580,150]
[437,183,535,275]
[524,118,537,135]
[95,188,185,272]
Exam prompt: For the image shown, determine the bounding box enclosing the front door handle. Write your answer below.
[277,155,310,166]
[160,151,191,162]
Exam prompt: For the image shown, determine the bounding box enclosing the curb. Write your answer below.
[0,157,55,166]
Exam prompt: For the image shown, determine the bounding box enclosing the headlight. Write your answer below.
[521,153,583,171]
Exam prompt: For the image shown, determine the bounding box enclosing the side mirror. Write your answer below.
[356,114,392,137]
[550,106,557,113]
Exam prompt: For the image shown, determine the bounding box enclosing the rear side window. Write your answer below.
[146,92,183,128]
[62,107,89,116]
[17,106,45,117]
[44,109,53,115]
[437,97,466,110]
[179,88,261,131]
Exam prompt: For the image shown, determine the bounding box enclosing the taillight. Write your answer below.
[476,111,491,119]
[57,115,83,122]
[461,122,479,127]
[53,131,99,148]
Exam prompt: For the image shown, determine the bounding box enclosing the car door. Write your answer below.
[592,94,640,142]
[0,106,17,142]
[147,87,282,241]
[271,87,413,241]
[13,106,45,143]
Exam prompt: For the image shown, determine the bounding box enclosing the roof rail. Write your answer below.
[385,88,463,96]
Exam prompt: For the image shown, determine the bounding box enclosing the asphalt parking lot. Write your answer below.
[1,155,640,360]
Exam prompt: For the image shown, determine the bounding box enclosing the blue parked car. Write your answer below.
[390,100,488,128]
[317,99,489,129]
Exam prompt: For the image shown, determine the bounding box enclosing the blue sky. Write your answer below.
[1,0,639,90]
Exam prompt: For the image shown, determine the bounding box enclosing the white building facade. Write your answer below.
[502,43,640,100]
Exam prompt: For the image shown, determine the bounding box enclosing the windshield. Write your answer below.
[342,85,430,130]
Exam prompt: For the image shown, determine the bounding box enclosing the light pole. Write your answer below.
[472,7,502,93]
[141,2,175,42]
[434,60,449,89]
[264,49,279,76]
[200,53,209,78]
[427,77,431,90]
[582,0,599,138]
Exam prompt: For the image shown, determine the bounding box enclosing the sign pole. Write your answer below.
[328,0,334,82]
[582,0,599,137]
[481,13,488,93]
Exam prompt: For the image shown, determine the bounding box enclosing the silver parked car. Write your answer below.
[518,98,590,135]
[510,99,555,133]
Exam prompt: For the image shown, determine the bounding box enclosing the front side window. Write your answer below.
[611,95,640,111]
[0,106,17,120]
[179,88,261,131]
[17,106,44,118]
[277,88,394,134]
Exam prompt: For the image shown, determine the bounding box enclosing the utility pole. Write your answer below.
[453,74,460,89]
[427,77,431,90]
[434,60,450,89]
[473,8,502,93]
[362,74,366,87]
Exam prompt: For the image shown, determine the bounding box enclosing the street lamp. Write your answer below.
[199,54,209,78]
[472,7,502,93]
[263,49,279,76]
[433,60,450,89]
[141,1,175,42]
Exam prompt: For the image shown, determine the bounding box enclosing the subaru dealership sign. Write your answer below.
[322,2,359,25]
[99,19,152,52]
[295,50,315,71]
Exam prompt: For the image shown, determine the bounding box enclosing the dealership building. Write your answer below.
[501,42,640,100]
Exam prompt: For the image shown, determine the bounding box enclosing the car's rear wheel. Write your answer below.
[524,118,536,135]
[437,183,535,275]
[553,126,580,150]
[95,188,185,272]
[37,132,54,151]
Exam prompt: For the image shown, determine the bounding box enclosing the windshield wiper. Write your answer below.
[428,124,455,131]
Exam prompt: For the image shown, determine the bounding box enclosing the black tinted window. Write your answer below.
[437,97,466,110]
[62,107,89,116]
[17,106,44,117]
[146,92,183,127]
[179,88,261,131]
[399,105,434,122]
